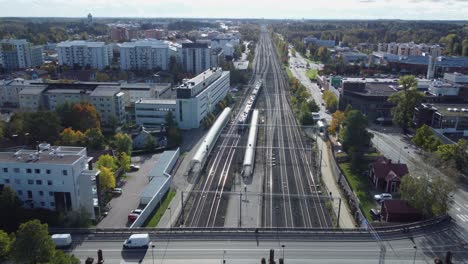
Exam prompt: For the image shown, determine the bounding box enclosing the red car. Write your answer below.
[128,213,139,222]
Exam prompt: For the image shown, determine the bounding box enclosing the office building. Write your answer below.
[120,40,170,71]
[302,37,335,48]
[120,83,171,106]
[182,43,211,75]
[135,67,230,129]
[0,144,98,219]
[211,33,240,57]
[0,39,44,70]
[57,41,112,70]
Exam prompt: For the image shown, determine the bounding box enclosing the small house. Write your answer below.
[369,156,409,193]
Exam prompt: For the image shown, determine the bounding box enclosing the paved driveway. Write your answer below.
[97,153,161,228]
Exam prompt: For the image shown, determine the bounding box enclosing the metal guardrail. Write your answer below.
[50,215,449,237]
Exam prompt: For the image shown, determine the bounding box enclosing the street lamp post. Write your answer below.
[151,244,155,264]
[168,207,172,231]
[275,207,280,246]
[281,245,285,261]
[222,250,226,264]
[413,246,417,264]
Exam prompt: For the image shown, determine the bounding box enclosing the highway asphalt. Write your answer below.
[69,223,468,263]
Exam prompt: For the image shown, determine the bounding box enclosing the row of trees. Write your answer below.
[273,21,468,56]
[322,90,338,112]
[272,33,289,66]
[289,76,320,126]
[0,220,79,264]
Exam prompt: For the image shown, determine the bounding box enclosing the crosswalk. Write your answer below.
[456,214,468,222]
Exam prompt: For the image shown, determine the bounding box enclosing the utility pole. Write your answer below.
[239,192,242,227]
[180,191,184,226]
[337,198,341,228]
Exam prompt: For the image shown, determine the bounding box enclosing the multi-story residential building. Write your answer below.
[57,41,112,70]
[0,39,44,70]
[182,43,211,75]
[211,33,240,57]
[378,42,442,57]
[110,26,138,42]
[87,13,93,26]
[0,144,98,219]
[135,67,230,129]
[144,29,166,39]
[120,40,170,71]
[89,86,125,126]
[18,85,47,111]
[0,78,43,107]
[211,48,224,68]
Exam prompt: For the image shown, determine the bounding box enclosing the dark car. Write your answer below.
[370,209,381,221]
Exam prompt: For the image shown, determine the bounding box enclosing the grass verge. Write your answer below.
[338,163,374,221]
[144,190,177,227]
[285,66,293,80]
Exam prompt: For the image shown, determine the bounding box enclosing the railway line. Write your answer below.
[259,29,332,228]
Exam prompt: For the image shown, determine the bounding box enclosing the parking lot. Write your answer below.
[97,153,162,228]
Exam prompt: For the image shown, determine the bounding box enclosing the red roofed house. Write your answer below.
[369,156,409,193]
[381,200,422,222]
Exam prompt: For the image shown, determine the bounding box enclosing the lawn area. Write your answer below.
[144,190,176,227]
[338,163,375,221]
[306,68,318,80]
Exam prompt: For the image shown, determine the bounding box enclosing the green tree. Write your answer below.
[96,154,117,171]
[328,110,345,135]
[413,124,441,152]
[95,72,110,82]
[0,186,22,232]
[99,167,116,190]
[322,90,338,112]
[388,75,424,133]
[0,230,12,262]
[118,152,131,172]
[55,101,73,128]
[114,133,132,155]
[11,220,55,264]
[25,111,62,143]
[85,128,105,150]
[50,250,80,264]
[144,135,157,151]
[340,110,372,172]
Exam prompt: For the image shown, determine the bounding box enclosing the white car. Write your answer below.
[374,193,392,202]
[112,188,123,195]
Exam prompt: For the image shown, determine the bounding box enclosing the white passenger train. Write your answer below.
[242,109,259,177]
[190,107,232,174]
[237,80,262,133]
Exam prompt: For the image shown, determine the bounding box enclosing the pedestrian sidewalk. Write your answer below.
[318,137,356,228]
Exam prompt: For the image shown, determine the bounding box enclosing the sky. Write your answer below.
[1,0,468,20]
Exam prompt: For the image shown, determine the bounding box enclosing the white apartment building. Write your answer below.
[18,85,47,111]
[120,40,170,71]
[57,41,112,70]
[379,42,442,57]
[0,39,43,70]
[135,67,230,129]
[211,34,240,57]
[89,86,126,126]
[0,144,98,219]
[120,83,171,106]
[182,43,211,75]
[134,99,176,127]
[0,78,43,107]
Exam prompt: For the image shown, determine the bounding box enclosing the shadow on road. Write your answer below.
[121,248,148,262]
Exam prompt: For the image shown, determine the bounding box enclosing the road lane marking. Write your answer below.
[456,214,468,222]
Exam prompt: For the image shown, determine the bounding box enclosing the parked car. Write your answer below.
[122,233,150,249]
[370,209,381,221]
[112,188,123,195]
[130,164,140,171]
[374,193,392,202]
[51,234,72,248]
[128,213,139,222]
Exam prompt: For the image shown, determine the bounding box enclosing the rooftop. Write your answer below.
[57,40,107,48]
[178,68,222,90]
[120,40,168,49]
[90,86,121,97]
[182,42,209,49]
[18,85,47,95]
[0,146,87,165]
[135,98,176,105]
[430,103,468,117]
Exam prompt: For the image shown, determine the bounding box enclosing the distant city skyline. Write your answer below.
[1,0,468,20]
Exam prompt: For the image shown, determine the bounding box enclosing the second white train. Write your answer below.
[242,109,259,177]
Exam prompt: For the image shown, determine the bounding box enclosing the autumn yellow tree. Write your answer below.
[59,127,86,146]
[118,153,131,172]
[328,111,345,135]
[99,167,115,190]
[96,154,117,171]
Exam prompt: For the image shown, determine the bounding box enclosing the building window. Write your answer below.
[28,179,33,185]
[3,168,8,173]
[46,169,51,174]
[63,170,68,176]
[35,169,40,174]
[36,180,42,185]
[50,202,55,207]
[14,179,21,184]
[26,168,32,173]
[27,190,32,199]
[49,191,54,196]
[39,191,44,196]
[14,168,20,173]
[18,190,23,196]
[40,202,45,206]
[47,180,52,186]
[4,179,10,184]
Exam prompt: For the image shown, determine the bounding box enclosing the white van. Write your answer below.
[51,234,72,248]
[123,233,150,249]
